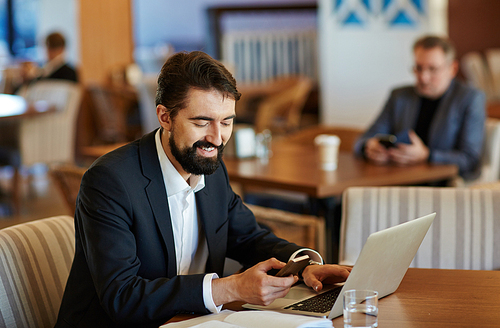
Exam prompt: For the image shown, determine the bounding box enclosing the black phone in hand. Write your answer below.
[275,255,310,277]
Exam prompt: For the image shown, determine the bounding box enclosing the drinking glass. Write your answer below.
[343,289,378,328]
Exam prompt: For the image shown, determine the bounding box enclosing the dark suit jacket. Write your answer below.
[45,63,79,82]
[55,130,301,328]
[354,79,485,179]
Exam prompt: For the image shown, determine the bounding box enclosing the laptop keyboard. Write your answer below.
[284,286,343,313]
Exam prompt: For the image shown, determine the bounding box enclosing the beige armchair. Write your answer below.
[0,215,75,327]
[18,80,82,167]
[477,118,500,183]
[340,186,500,270]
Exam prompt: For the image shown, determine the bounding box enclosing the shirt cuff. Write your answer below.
[288,248,324,265]
[203,273,223,314]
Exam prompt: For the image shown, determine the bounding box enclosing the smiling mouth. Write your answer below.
[200,145,215,152]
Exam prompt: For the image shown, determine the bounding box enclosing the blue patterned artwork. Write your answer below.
[361,0,372,12]
[382,0,392,11]
[332,0,371,26]
[383,0,426,27]
[390,10,414,25]
[411,0,425,14]
[335,0,344,11]
[333,0,427,28]
[343,11,363,25]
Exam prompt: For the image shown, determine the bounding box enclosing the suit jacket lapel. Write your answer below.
[139,130,177,278]
[427,79,456,148]
[403,89,422,131]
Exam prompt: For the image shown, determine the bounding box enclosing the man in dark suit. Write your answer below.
[354,35,485,180]
[13,32,78,94]
[55,51,350,328]
[39,32,78,82]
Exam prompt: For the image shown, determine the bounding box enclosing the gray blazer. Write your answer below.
[354,79,486,179]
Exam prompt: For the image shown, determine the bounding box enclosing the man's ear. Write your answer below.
[157,105,172,131]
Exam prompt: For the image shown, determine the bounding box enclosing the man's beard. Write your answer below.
[169,131,224,176]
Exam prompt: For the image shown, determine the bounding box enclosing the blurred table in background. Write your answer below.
[0,93,56,216]
[0,93,55,120]
[224,142,458,199]
[224,128,458,262]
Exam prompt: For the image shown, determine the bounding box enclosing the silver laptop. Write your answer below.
[243,212,436,319]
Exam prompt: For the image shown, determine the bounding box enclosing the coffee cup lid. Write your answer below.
[314,134,340,146]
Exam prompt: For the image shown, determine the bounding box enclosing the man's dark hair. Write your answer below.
[413,35,456,62]
[45,32,66,50]
[155,51,241,119]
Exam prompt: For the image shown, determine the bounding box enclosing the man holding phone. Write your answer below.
[55,51,350,328]
[354,35,485,180]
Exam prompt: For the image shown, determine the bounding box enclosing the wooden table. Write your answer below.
[166,268,500,327]
[354,268,500,328]
[224,139,458,263]
[223,141,459,199]
[0,93,55,120]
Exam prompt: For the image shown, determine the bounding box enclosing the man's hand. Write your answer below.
[212,258,299,306]
[302,264,351,292]
[388,130,429,165]
[364,138,390,164]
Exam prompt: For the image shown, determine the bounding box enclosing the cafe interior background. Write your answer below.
[1,0,500,225]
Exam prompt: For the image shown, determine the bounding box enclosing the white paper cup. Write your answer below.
[314,134,341,171]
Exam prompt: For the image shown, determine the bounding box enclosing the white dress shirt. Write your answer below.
[154,130,323,313]
[155,130,220,313]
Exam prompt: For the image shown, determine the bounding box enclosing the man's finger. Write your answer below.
[267,274,299,289]
[257,258,286,272]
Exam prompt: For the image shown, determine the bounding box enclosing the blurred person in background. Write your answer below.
[39,31,78,82]
[354,35,485,181]
[14,31,78,92]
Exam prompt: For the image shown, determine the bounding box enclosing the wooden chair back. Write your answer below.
[50,164,87,213]
[246,203,325,256]
[254,76,313,134]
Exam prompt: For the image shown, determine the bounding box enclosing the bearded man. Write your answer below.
[55,51,350,328]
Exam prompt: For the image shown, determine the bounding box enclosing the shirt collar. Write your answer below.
[155,129,205,197]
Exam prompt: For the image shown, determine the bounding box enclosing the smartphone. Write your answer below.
[275,255,310,277]
[375,134,397,148]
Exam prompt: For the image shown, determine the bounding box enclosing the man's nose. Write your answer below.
[417,70,431,84]
[206,124,222,146]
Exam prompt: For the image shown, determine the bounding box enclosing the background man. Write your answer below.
[16,31,78,88]
[39,31,78,82]
[55,51,350,328]
[354,35,485,180]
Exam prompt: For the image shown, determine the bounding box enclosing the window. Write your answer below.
[0,0,38,65]
[0,0,9,62]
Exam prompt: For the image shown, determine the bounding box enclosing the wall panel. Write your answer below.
[79,0,134,84]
